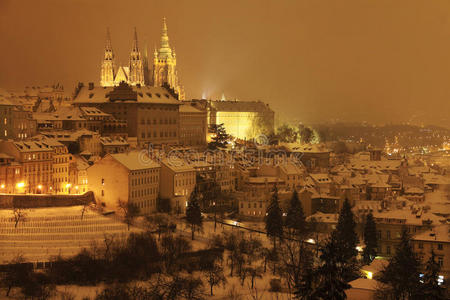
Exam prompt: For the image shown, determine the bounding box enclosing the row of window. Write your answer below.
[241,202,264,209]
[24,164,52,172]
[140,118,177,125]
[131,176,158,186]
[175,177,195,187]
[131,187,158,198]
[141,131,177,139]
[25,153,52,160]
[54,167,68,173]
[131,169,158,176]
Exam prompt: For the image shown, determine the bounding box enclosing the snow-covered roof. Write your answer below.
[412,224,450,243]
[100,136,129,146]
[73,84,180,105]
[373,208,446,226]
[348,278,380,291]
[179,104,204,113]
[281,143,330,153]
[404,187,424,194]
[110,151,160,171]
[10,141,54,152]
[161,158,195,173]
[361,258,389,274]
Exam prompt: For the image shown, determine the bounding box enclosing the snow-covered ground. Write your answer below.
[0,206,142,263]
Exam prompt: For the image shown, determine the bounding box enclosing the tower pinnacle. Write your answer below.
[160,17,171,52]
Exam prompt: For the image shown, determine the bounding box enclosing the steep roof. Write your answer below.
[73,84,180,105]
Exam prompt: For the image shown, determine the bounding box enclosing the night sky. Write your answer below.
[1,0,450,127]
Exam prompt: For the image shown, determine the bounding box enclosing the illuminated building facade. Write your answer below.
[152,18,185,100]
[100,28,145,87]
[99,19,184,100]
[0,140,53,194]
[87,151,160,214]
[208,100,274,140]
[178,104,207,147]
[73,82,180,147]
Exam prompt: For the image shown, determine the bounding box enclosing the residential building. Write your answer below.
[87,151,160,214]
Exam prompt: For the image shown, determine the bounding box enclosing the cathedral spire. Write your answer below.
[132,27,139,52]
[160,17,171,53]
[105,27,113,51]
[101,27,116,86]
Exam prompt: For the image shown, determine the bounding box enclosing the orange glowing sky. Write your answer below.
[0,0,449,127]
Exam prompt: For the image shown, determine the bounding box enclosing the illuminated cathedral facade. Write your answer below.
[100,18,185,99]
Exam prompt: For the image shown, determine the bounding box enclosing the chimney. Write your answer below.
[88,82,94,90]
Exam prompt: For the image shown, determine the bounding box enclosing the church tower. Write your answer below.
[100,28,116,87]
[152,18,185,99]
[129,28,145,86]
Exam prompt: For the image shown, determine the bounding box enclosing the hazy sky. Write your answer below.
[1,0,449,127]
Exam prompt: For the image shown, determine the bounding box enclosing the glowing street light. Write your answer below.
[16,182,25,188]
[0,184,5,189]
[37,184,42,190]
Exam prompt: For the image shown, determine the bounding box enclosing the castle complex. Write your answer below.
[100,18,185,100]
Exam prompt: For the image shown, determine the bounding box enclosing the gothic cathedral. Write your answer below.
[100,18,185,100]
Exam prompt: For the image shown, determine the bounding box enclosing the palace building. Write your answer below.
[100,18,184,100]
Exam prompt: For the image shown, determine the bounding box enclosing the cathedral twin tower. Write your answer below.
[100,18,184,99]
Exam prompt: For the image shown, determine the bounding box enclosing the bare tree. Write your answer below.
[146,213,169,239]
[2,254,28,296]
[117,199,140,230]
[12,207,27,228]
[202,262,227,296]
[246,266,264,289]
[80,203,88,221]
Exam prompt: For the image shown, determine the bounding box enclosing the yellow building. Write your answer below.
[32,136,72,194]
[87,151,160,214]
[160,158,196,214]
[208,100,274,140]
[0,140,53,194]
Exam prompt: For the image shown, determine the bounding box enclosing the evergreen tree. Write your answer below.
[208,123,230,150]
[313,235,351,300]
[186,188,203,240]
[334,198,358,261]
[362,212,378,264]
[378,228,422,300]
[285,189,307,237]
[419,251,446,300]
[265,185,283,248]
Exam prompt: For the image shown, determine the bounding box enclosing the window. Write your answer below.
[437,243,443,250]
[386,231,391,240]
[437,257,443,267]
[418,243,423,249]
[386,246,391,255]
